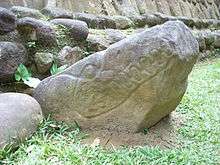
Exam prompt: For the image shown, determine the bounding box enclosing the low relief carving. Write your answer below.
[60,49,173,118]
[34,21,199,131]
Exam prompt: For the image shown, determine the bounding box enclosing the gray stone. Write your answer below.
[34,52,53,74]
[0,7,16,35]
[25,0,46,9]
[10,6,46,19]
[155,0,171,15]
[210,19,220,28]
[212,31,220,48]
[0,42,27,82]
[86,34,110,52]
[153,13,178,22]
[116,0,140,17]
[112,15,134,29]
[0,0,25,9]
[34,21,199,133]
[73,13,116,29]
[105,29,126,44]
[0,30,22,43]
[128,15,148,27]
[193,30,220,49]
[17,17,57,47]
[50,18,89,41]
[57,46,83,67]
[41,7,73,19]
[0,93,43,149]
[176,17,195,28]
[194,34,207,52]
[142,13,166,27]
[197,30,215,49]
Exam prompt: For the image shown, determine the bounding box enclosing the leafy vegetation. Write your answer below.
[15,64,32,82]
[50,63,68,75]
[15,64,41,88]
[1,58,220,164]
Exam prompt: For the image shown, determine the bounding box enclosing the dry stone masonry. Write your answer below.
[34,21,199,132]
[2,0,219,19]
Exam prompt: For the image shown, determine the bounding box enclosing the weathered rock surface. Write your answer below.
[43,0,220,19]
[17,17,57,47]
[0,0,25,9]
[0,0,45,9]
[57,46,83,67]
[34,21,199,133]
[73,13,116,29]
[50,19,89,41]
[213,31,220,48]
[41,7,73,19]
[105,29,127,44]
[86,34,110,52]
[0,7,16,35]
[1,0,219,19]
[10,6,45,19]
[34,52,53,74]
[0,30,22,43]
[0,93,43,149]
[112,15,134,29]
[194,30,220,50]
[0,42,27,82]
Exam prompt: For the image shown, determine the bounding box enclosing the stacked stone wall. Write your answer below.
[47,0,220,19]
[1,0,220,19]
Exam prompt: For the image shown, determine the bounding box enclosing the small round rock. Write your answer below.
[0,93,43,149]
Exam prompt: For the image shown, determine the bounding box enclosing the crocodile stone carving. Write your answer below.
[34,21,199,132]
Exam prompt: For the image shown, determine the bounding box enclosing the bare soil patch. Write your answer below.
[82,111,185,149]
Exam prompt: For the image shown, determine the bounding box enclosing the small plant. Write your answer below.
[15,64,41,88]
[15,64,32,82]
[50,63,67,75]
[26,41,37,49]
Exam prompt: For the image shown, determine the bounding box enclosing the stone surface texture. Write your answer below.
[0,7,16,35]
[0,42,27,82]
[10,6,45,19]
[50,18,89,41]
[17,17,57,47]
[0,0,219,19]
[34,52,53,74]
[41,7,73,19]
[57,46,83,67]
[34,21,199,133]
[0,93,43,149]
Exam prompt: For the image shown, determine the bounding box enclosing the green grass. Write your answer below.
[0,58,220,165]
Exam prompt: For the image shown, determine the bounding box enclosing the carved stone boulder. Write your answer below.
[34,21,199,133]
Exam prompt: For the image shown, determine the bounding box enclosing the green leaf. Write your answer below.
[15,71,21,81]
[50,63,58,75]
[15,64,32,82]
[50,63,67,75]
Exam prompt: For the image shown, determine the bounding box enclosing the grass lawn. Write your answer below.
[0,58,220,165]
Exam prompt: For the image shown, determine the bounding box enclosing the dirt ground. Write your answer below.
[82,111,185,149]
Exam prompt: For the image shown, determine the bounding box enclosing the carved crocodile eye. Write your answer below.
[81,64,98,79]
